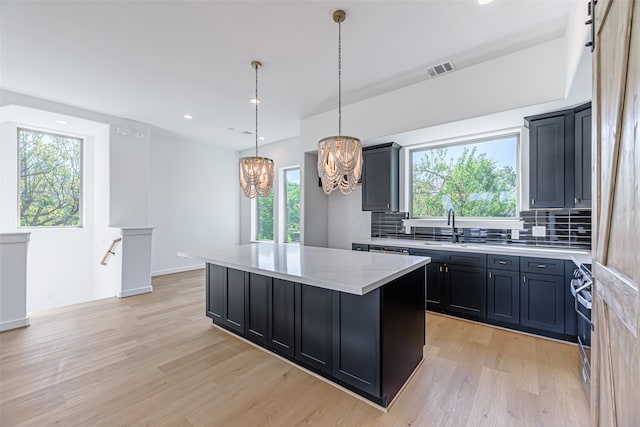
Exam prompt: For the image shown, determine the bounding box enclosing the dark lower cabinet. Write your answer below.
[224,268,246,334]
[206,264,225,320]
[268,278,295,357]
[295,283,333,375]
[520,273,564,334]
[445,264,487,319]
[487,269,520,325]
[425,263,445,311]
[246,273,269,345]
[332,290,381,396]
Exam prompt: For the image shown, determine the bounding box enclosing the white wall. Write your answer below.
[239,136,301,244]
[149,128,240,274]
[300,36,592,250]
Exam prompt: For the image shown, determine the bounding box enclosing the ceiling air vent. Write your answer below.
[425,60,455,78]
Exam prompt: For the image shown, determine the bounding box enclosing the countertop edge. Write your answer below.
[178,250,431,296]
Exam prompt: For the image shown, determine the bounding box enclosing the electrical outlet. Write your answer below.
[532,226,546,237]
[511,229,520,240]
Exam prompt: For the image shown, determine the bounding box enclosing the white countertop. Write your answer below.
[178,243,431,296]
[355,238,592,264]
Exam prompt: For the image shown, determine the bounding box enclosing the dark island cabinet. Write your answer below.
[332,289,381,396]
[246,273,269,345]
[528,114,567,208]
[294,283,333,375]
[268,278,295,357]
[224,268,246,334]
[445,264,487,319]
[574,105,592,208]
[361,142,400,212]
[206,264,225,320]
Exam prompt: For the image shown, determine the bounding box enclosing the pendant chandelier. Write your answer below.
[317,9,362,195]
[239,61,274,198]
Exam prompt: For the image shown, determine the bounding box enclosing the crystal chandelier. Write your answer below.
[317,9,362,195]
[239,61,274,198]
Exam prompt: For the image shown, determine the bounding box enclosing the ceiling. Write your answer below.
[0,0,575,151]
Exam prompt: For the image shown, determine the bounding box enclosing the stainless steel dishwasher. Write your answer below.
[368,245,410,255]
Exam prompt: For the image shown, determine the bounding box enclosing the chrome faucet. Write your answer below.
[447,208,463,243]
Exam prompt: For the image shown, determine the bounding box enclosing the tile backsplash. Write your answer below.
[371,209,592,250]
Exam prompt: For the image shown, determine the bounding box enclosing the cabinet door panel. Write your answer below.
[520,273,564,333]
[487,269,520,325]
[206,264,225,321]
[295,284,333,374]
[268,278,295,357]
[246,273,269,345]
[361,143,399,212]
[332,290,381,396]
[224,268,246,334]
[574,107,592,208]
[425,263,443,311]
[529,115,565,208]
[445,265,487,319]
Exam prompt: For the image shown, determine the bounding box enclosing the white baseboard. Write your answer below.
[0,316,30,332]
[151,264,204,277]
[116,285,153,298]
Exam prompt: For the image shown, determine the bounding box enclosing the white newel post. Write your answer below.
[116,227,154,298]
[0,232,31,331]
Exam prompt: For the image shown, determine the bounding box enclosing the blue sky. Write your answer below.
[414,135,517,170]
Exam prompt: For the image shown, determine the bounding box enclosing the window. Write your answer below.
[411,134,518,218]
[255,191,274,241]
[283,168,300,243]
[18,128,83,227]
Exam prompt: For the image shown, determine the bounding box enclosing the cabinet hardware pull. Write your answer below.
[498,260,507,265]
[386,203,390,208]
[445,266,449,273]
[489,272,492,279]
[538,264,546,268]
[531,198,535,205]
[439,266,442,273]
[523,275,527,283]
[575,197,580,204]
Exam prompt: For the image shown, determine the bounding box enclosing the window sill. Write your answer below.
[402,218,524,232]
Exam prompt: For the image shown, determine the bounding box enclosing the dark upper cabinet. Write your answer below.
[528,114,568,208]
[224,268,246,334]
[574,106,592,208]
[295,283,333,374]
[206,264,225,321]
[268,278,295,357]
[520,272,565,334]
[246,273,269,345]
[526,102,592,209]
[361,142,400,212]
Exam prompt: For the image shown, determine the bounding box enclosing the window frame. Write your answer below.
[17,127,84,229]
[279,166,300,244]
[406,128,522,225]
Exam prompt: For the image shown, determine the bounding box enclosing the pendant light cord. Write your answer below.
[255,63,259,157]
[338,18,342,137]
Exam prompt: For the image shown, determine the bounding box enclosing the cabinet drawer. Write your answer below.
[446,252,487,268]
[487,254,519,271]
[409,248,445,263]
[520,257,564,276]
[352,243,369,252]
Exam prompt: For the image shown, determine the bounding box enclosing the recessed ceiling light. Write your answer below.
[249,98,260,104]
[56,120,68,125]
[183,114,193,119]
[478,0,494,4]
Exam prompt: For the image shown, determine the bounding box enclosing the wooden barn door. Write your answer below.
[591,0,640,425]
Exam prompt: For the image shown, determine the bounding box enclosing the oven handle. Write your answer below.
[574,282,594,330]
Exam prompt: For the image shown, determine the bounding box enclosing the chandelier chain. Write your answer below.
[338,18,342,137]
[255,62,259,157]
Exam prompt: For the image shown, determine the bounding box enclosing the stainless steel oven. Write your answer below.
[570,263,593,400]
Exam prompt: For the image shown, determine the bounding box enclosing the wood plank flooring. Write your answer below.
[0,269,589,426]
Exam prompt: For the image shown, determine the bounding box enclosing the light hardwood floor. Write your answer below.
[0,270,589,426]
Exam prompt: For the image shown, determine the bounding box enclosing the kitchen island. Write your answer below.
[179,243,430,408]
